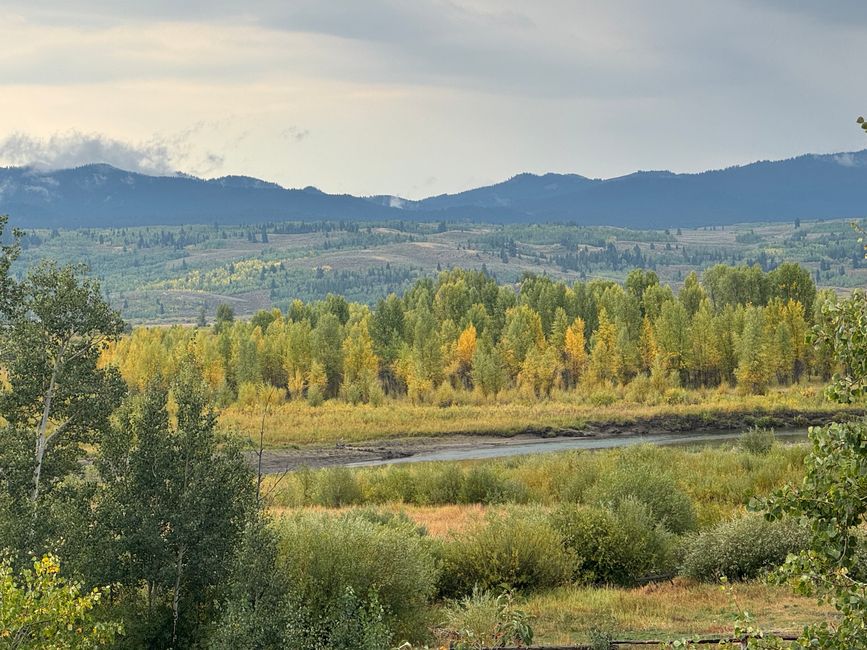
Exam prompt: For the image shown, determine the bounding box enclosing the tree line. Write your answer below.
[106,262,827,408]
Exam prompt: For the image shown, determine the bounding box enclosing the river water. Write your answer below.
[344,429,809,468]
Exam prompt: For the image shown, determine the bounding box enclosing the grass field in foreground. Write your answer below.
[219,384,849,446]
[524,581,833,646]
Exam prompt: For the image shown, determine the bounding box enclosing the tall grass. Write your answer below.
[220,384,837,446]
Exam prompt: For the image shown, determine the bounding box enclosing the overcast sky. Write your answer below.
[1,1,865,198]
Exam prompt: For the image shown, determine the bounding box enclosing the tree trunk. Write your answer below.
[171,546,185,647]
[31,347,64,504]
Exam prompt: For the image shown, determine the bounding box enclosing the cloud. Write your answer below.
[0,131,177,174]
[281,126,310,142]
[0,129,234,177]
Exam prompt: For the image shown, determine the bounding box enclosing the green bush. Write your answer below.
[588,387,618,407]
[550,500,676,586]
[587,462,697,533]
[276,510,439,640]
[363,466,418,503]
[738,426,776,455]
[679,513,808,582]
[460,466,528,504]
[415,464,465,505]
[441,588,534,649]
[439,509,573,597]
[313,467,363,507]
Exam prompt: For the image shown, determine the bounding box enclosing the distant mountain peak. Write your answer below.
[3,149,867,229]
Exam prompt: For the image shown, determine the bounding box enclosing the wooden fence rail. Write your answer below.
[449,633,800,649]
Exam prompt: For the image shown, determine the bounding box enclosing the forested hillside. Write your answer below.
[12,218,863,323]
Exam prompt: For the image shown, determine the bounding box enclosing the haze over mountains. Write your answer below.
[2,150,867,230]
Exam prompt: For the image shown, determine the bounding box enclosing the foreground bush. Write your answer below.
[441,588,534,649]
[679,513,808,581]
[0,555,122,648]
[439,509,573,597]
[275,510,438,641]
[587,462,697,533]
[550,500,676,586]
[738,426,776,455]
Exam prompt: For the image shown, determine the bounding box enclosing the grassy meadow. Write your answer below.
[221,382,847,446]
[260,438,834,645]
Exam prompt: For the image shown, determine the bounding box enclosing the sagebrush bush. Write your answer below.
[550,500,676,586]
[276,510,439,640]
[438,509,573,597]
[587,461,697,533]
[679,513,808,582]
[738,426,776,455]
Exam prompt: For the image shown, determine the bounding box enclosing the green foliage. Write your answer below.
[763,420,867,648]
[679,514,807,582]
[276,510,439,642]
[439,509,573,597]
[442,588,534,649]
[586,460,697,534]
[0,555,121,648]
[313,467,364,507]
[550,501,676,586]
[85,363,256,647]
[814,290,867,403]
[738,426,776,455]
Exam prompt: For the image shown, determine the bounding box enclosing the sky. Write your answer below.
[0,1,865,199]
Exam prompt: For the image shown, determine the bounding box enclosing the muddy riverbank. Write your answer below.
[253,407,861,473]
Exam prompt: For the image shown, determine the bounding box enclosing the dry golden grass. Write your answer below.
[265,503,492,538]
[218,384,838,446]
[525,580,833,646]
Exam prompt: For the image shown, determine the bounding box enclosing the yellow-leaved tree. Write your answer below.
[341,317,381,404]
[588,308,620,385]
[454,323,477,389]
[563,317,587,388]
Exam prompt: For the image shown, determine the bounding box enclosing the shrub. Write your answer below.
[441,588,534,649]
[550,500,676,586]
[415,464,465,505]
[439,509,573,597]
[460,466,527,504]
[276,510,439,641]
[679,513,808,582]
[306,385,324,407]
[587,461,697,533]
[363,466,418,503]
[284,586,393,650]
[313,468,363,507]
[588,387,618,407]
[623,375,660,405]
[738,426,776,455]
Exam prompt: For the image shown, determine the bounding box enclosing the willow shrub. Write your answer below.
[586,460,697,534]
[275,510,439,641]
[550,500,677,586]
[679,513,808,582]
[438,508,573,598]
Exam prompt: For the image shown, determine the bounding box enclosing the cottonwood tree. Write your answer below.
[90,360,255,647]
[0,262,125,551]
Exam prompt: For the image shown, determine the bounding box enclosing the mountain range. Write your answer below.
[2,150,867,230]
